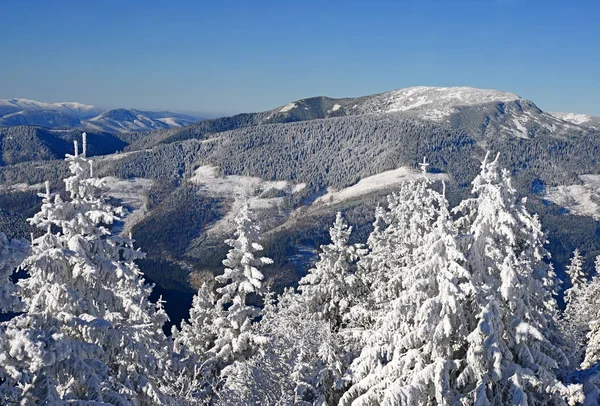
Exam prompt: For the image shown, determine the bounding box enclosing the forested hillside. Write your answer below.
[1,87,600,335]
[3,141,600,404]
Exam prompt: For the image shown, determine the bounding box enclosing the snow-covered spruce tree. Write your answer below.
[2,134,174,404]
[344,160,448,349]
[292,212,367,404]
[171,282,218,401]
[299,212,366,331]
[561,249,591,367]
[581,256,600,372]
[340,172,475,406]
[217,289,335,405]
[210,202,273,364]
[0,232,29,314]
[565,249,586,308]
[173,201,273,402]
[453,152,581,405]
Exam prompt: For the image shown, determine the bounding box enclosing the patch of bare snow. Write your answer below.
[551,112,591,125]
[279,103,297,113]
[545,175,600,219]
[358,86,520,121]
[189,165,305,235]
[103,177,154,236]
[0,182,45,192]
[314,167,448,206]
[157,117,181,127]
[511,116,530,138]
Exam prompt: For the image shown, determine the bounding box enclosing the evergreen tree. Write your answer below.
[581,256,600,371]
[565,249,586,307]
[0,232,29,314]
[217,289,334,405]
[1,134,173,404]
[210,202,273,363]
[453,153,579,405]
[341,173,474,406]
[299,212,366,331]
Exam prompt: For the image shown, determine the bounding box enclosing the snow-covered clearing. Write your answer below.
[314,167,448,206]
[545,175,600,219]
[190,165,305,235]
[0,182,44,192]
[551,112,592,125]
[103,177,154,236]
[279,102,297,113]
[157,117,182,127]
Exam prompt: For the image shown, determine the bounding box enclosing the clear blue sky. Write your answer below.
[1,1,599,116]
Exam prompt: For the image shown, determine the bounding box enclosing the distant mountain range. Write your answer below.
[0,98,200,133]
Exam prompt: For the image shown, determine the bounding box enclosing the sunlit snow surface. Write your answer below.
[103,177,154,236]
[0,98,102,117]
[314,167,448,205]
[190,165,305,235]
[279,103,297,113]
[356,86,520,120]
[550,112,592,125]
[545,175,600,219]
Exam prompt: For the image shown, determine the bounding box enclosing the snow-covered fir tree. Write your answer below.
[0,134,174,404]
[581,256,600,372]
[294,212,367,404]
[299,212,366,331]
[211,201,273,363]
[173,202,273,402]
[0,232,29,314]
[218,289,335,405]
[565,249,586,308]
[453,152,581,405]
[340,169,475,406]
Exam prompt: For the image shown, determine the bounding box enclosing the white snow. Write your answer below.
[0,182,45,192]
[189,165,305,235]
[314,167,448,205]
[511,116,530,139]
[102,177,154,236]
[550,112,592,125]
[545,175,600,220]
[357,86,520,121]
[0,98,102,117]
[331,104,341,112]
[279,103,297,113]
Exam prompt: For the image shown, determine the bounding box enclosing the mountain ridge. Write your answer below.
[0,98,201,133]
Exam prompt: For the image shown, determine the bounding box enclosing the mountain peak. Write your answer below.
[270,86,522,122]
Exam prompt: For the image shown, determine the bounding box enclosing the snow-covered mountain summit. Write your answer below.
[0,98,103,118]
[267,86,521,122]
[353,86,520,118]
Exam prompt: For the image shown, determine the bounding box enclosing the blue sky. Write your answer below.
[1,1,599,116]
